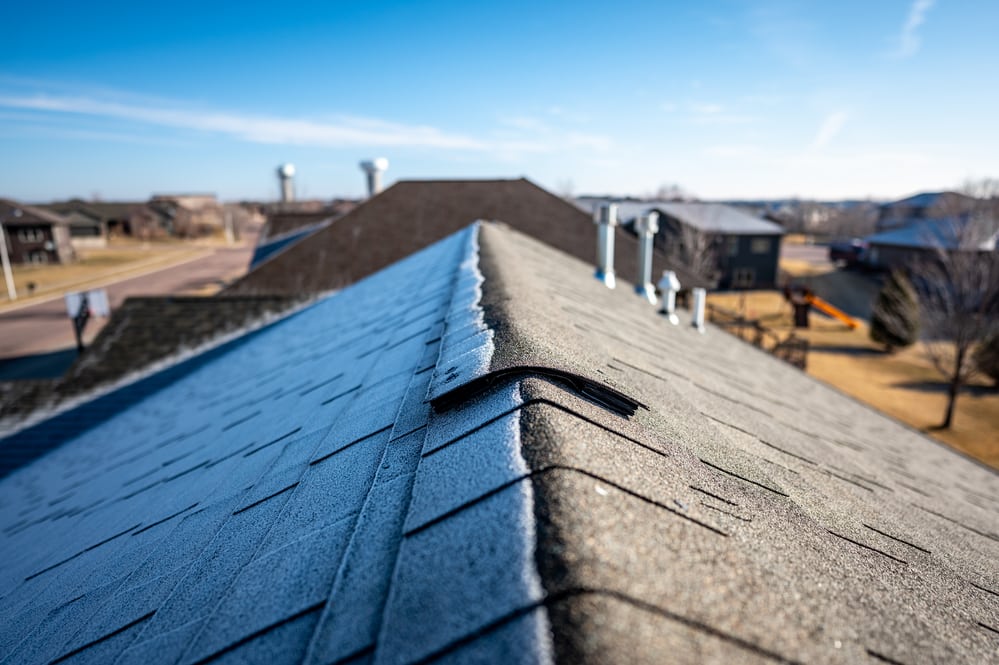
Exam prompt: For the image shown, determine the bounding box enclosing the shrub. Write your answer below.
[974,330,999,387]
[870,271,920,351]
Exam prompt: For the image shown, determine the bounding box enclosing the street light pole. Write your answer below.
[0,221,16,301]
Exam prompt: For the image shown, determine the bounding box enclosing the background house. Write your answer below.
[611,201,785,290]
[0,199,75,264]
[876,191,976,232]
[149,194,225,237]
[865,217,999,272]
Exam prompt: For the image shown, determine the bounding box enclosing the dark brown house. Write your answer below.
[0,199,75,264]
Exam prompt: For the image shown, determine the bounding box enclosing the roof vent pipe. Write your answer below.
[658,270,681,324]
[635,211,659,303]
[594,203,618,288]
[277,163,295,203]
[692,287,706,333]
[359,158,389,198]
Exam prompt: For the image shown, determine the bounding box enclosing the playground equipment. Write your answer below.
[805,293,859,329]
[783,285,860,329]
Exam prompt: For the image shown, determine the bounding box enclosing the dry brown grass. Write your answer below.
[707,290,999,469]
[1,245,210,306]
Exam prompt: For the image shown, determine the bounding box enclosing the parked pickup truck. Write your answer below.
[828,238,868,267]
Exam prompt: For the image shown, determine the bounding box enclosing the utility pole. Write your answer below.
[0,212,18,301]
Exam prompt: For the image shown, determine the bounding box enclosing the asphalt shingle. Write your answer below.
[0,220,996,664]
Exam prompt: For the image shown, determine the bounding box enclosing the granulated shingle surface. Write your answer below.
[0,221,996,664]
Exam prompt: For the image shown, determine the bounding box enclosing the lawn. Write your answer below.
[1,244,209,305]
[707,289,999,470]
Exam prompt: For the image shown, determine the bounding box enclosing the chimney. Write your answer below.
[634,211,659,303]
[277,163,295,203]
[692,287,706,333]
[360,158,389,197]
[657,270,681,324]
[594,203,618,288]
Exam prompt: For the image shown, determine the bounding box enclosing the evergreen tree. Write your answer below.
[974,330,999,387]
[870,271,920,352]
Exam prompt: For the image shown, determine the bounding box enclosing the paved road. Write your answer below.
[0,244,254,361]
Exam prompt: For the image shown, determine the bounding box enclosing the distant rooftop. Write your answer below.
[589,200,785,235]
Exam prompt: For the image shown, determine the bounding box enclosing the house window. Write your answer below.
[726,236,739,257]
[17,228,44,243]
[750,238,771,255]
[732,268,755,288]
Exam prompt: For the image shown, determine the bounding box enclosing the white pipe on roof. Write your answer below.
[594,203,618,289]
[634,211,659,304]
[692,287,706,333]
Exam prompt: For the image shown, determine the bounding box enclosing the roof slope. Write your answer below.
[0,295,301,440]
[0,199,70,227]
[866,218,999,250]
[224,178,707,294]
[0,223,997,664]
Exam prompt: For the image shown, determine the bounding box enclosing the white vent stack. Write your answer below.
[634,211,659,303]
[692,287,707,333]
[594,203,618,288]
[658,270,681,325]
[360,158,389,197]
[277,163,296,203]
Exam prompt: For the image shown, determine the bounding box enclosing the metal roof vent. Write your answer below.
[277,163,296,203]
[692,287,707,333]
[658,270,681,324]
[360,158,389,197]
[635,211,659,303]
[593,202,618,288]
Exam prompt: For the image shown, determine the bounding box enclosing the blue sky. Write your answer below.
[1,0,996,202]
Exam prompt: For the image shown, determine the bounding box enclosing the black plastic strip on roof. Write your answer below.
[430,367,646,418]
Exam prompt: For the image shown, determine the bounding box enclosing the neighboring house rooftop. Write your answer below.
[0,222,996,664]
[0,199,71,227]
[866,218,999,251]
[881,191,973,211]
[614,201,785,235]
[224,178,710,294]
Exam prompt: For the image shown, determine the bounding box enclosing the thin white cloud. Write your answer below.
[690,103,724,116]
[894,0,936,58]
[810,111,849,149]
[0,88,615,161]
[0,93,486,149]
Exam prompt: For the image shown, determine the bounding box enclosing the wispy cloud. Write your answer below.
[0,93,486,149]
[0,87,616,161]
[894,0,936,58]
[810,111,849,149]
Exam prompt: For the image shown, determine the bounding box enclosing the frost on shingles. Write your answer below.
[427,222,495,403]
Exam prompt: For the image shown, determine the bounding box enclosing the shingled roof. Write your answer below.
[0,295,301,438]
[0,223,997,665]
[225,178,707,295]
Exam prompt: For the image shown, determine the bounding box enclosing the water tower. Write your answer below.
[359,158,389,198]
[277,163,296,203]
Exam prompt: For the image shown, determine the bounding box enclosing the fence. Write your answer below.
[706,304,809,370]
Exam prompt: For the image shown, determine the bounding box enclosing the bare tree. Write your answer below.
[556,178,575,201]
[654,183,688,201]
[917,209,999,429]
[656,216,720,286]
[823,202,878,238]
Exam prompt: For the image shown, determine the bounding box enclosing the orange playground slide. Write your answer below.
[805,294,859,329]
